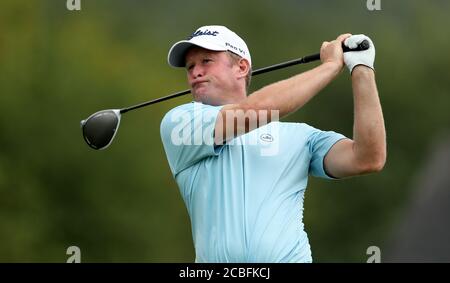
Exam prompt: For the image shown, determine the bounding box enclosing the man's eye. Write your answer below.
[187,64,194,71]
[203,58,212,64]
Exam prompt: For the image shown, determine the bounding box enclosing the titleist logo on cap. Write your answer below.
[187,29,219,40]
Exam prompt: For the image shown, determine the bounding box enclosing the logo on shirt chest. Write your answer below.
[260,133,274,143]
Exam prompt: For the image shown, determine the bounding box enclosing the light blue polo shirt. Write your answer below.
[160,102,347,263]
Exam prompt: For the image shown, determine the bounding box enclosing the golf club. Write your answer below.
[81,40,370,150]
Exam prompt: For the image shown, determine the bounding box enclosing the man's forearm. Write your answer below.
[352,66,386,169]
[245,62,342,118]
[215,35,348,144]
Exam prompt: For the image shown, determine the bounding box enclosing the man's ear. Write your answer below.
[236,58,250,79]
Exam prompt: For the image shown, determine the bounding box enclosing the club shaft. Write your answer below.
[119,55,315,114]
[120,89,191,114]
[120,40,369,114]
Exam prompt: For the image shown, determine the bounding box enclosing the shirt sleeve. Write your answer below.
[160,102,224,176]
[307,126,347,179]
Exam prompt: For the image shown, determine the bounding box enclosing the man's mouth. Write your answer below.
[193,80,208,89]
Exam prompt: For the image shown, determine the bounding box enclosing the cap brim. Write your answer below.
[167,40,227,67]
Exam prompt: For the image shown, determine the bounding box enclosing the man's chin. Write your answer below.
[192,89,209,100]
[193,92,219,105]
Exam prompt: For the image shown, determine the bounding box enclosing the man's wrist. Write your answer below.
[351,65,374,77]
[322,61,343,76]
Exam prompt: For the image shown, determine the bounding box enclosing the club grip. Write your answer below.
[342,39,370,52]
[301,39,370,64]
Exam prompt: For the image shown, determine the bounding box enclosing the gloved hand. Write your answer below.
[343,34,375,74]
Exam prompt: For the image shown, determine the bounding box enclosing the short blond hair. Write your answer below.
[227,51,252,91]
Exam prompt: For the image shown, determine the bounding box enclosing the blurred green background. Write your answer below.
[1,0,449,262]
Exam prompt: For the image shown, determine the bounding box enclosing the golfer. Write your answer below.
[160,25,386,263]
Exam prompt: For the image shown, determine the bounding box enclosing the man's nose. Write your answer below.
[191,65,205,79]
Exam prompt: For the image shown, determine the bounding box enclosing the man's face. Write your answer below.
[185,47,242,105]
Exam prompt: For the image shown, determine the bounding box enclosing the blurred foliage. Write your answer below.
[0,0,449,262]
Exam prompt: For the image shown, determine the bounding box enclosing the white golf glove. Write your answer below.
[343,34,375,74]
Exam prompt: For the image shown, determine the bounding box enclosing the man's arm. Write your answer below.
[324,66,386,178]
[214,34,351,145]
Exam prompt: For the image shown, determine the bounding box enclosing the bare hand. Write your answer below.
[320,33,352,70]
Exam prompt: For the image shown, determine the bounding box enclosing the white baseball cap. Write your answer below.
[167,25,252,68]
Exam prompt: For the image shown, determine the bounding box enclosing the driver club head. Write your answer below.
[81,109,121,150]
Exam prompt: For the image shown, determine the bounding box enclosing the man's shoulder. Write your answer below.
[160,102,194,126]
[277,121,318,132]
[160,101,223,135]
[162,102,221,119]
[164,101,195,116]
